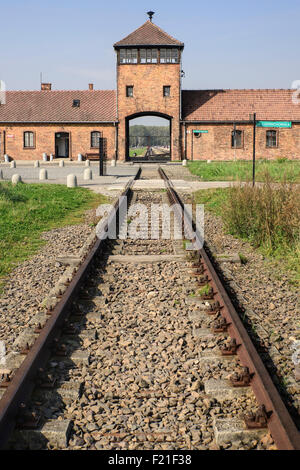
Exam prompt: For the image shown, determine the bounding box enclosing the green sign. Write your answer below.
[256,121,292,128]
[193,130,208,133]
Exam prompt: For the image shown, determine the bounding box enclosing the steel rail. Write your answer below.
[159,166,300,451]
[0,168,141,449]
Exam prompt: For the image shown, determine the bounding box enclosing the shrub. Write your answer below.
[223,171,300,255]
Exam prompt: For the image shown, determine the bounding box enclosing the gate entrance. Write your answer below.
[126,113,171,162]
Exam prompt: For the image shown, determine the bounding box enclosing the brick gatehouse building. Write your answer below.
[1,16,300,162]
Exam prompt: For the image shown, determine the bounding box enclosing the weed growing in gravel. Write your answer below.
[223,172,300,279]
[194,173,300,284]
[238,253,248,265]
[197,284,211,296]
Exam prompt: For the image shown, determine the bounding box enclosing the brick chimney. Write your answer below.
[88,83,94,90]
[41,83,52,91]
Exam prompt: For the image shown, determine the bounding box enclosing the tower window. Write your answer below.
[163,86,171,97]
[126,86,134,97]
[231,130,243,148]
[160,48,179,63]
[120,49,138,64]
[140,49,158,63]
[266,130,278,148]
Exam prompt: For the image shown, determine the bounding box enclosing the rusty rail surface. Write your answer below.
[0,168,141,449]
[159,166,300,451]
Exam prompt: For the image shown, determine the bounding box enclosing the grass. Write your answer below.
[0,182,109,279]
[197,284,211,296]
[129,147,147,157]
[194,174,300,284]
[188,159,300,183]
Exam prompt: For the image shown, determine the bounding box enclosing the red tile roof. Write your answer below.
[114,20,184,47]
[0,90,117,123]
[182,89,300,121]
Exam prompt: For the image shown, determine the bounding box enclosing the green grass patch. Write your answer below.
[188,159,300,183]
[194,176,300,284]
[197,284,211,296]
[129,147,147,157]
[0,182,109,279]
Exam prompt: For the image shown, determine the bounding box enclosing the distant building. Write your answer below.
[0,15,300,161]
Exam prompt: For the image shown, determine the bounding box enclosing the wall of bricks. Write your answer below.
[182,123,300,160]
[117,63,181,161]
[0,123,116,161]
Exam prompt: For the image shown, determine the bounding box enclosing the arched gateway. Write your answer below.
[114,15,184,161]
[125,112,172,162]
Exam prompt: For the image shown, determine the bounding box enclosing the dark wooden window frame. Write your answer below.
[160,48,179,64]
[140,48,158,64]
[231,129,244,149]
[23,131,36,149]
[90,131,102,149]
[126,85,134,97]
[163,86,171,97]
[266,129,278,148]
[118,47,180,65]
[119,48,138,64]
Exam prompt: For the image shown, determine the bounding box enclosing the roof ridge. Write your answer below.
[6,89,116,93]
[182,88,293,92]
[113,20,149,47]
[114,19,183,47]
[148,20,183,45]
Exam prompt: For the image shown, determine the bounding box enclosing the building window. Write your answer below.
[126,86,134,97]
[120,49,138,64]
[163,86,171,97]
[160,48,179,63]
[24,131,35,148]
[231,130,243,148]
[140,49,158,63]
[91,131,101,148]
[266,130,278,148]
[73,99,80,107]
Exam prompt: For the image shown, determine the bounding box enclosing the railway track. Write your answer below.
[0,166,299,450]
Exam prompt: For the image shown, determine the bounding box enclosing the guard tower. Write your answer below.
[114,13,184,161]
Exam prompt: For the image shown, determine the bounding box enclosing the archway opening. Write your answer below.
[126,114,171,162]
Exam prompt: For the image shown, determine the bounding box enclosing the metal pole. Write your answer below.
[252,113,256,187]
[99,137,104,176]
[233,123,236,161]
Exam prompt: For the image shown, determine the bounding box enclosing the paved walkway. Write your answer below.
[0,161,236,194]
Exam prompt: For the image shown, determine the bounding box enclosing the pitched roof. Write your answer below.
[0,90,117,123]
[114,20,184,47]
[182,89,300,121]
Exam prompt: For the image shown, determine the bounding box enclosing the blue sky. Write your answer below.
[1,0,299,91]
